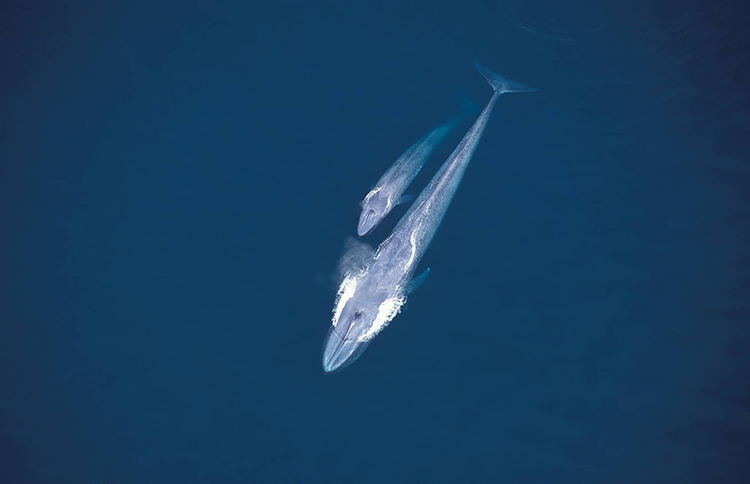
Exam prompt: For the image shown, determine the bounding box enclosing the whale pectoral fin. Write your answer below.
[406,267,431,294]
[397,194,415,205]
[336,237,374,284]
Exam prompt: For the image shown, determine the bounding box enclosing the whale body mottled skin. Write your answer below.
[323,63,536,372]
[357,117,459,237]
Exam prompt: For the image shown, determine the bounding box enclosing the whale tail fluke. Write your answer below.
[475,61,538,94]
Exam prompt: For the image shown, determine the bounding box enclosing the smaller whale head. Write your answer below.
[357,189,391,237]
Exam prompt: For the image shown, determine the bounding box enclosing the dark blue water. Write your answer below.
[2,1,748,482]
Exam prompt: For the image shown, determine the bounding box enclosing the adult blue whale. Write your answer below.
[357,116,460,237]
[323,63,536,372]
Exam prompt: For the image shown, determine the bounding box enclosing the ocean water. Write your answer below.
[2,1,748,482]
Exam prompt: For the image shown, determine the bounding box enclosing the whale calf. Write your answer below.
[357,116,459,237]
[323,63,537,372]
